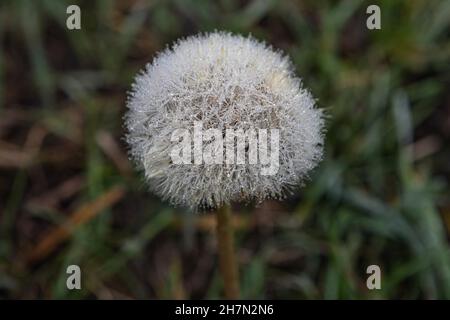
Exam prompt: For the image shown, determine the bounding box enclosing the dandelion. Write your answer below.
[125,31,325,299]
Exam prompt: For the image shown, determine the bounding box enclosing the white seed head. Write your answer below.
[125,31,325,210]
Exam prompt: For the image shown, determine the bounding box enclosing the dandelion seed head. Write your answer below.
[125,31,325,210]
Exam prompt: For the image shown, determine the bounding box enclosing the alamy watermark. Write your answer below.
[66,5,81,30]
[366,264,381,290]
[66,264,81,290]
[366,5,381,30]
[169,121,280,176]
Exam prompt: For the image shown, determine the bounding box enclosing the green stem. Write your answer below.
[216,204,240,299]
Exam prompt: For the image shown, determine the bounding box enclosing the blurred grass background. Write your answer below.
[0,0,449,299]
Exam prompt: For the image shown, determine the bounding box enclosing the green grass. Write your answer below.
[0,0,449,299]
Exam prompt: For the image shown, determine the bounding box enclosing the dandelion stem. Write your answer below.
[216,204,240,299]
